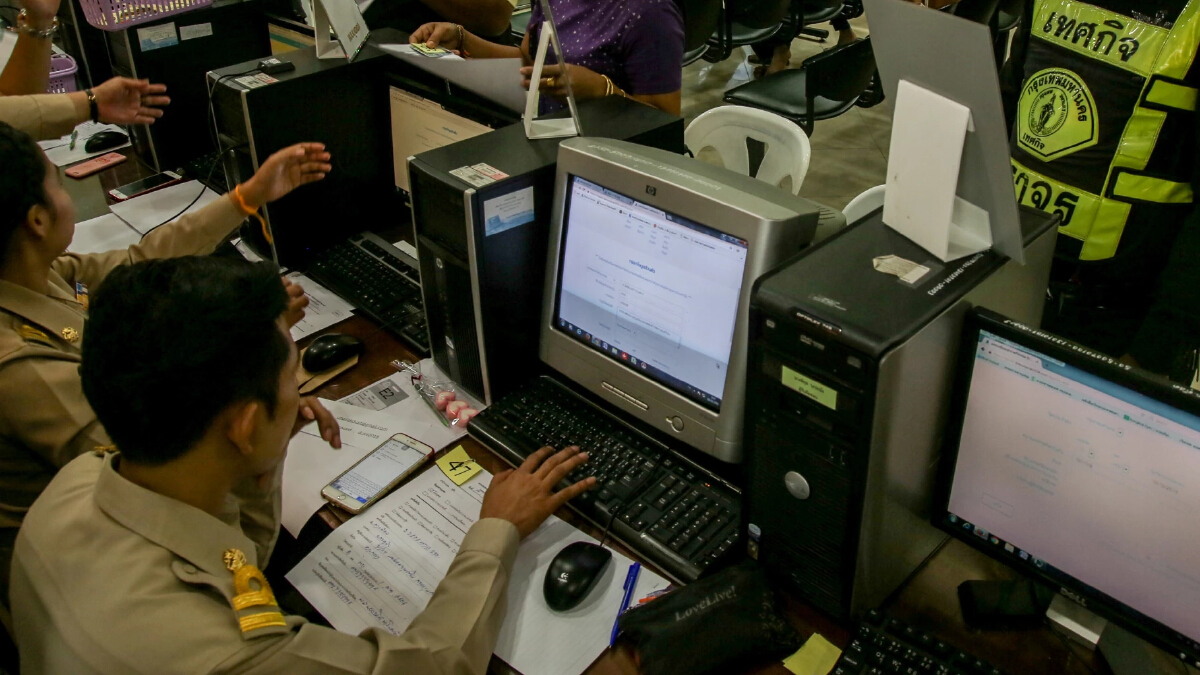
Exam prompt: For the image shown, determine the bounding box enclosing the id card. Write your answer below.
[411,43,451,57]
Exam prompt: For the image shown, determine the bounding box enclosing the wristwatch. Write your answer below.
[85,89,99,123]
[4,9,60,38]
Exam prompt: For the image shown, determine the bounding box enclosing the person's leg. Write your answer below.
[831,17,856,44]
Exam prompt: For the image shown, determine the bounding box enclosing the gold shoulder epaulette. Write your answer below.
[224,549,287,638]
[18,325,55,348]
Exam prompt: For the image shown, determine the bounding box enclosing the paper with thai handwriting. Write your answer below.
[108,181,221,234]
[287,467,669,675]
[67,213,142,254]
[281,398,435,536]
[286,271,355,341]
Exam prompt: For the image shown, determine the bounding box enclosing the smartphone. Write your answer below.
[108,170,183,201]
[322,433,434,514]
[64,152,126,179]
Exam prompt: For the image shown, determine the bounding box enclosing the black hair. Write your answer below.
[0,122,49,254]
[81,256,292,465]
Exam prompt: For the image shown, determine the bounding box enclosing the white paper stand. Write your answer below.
[522,24,581,140]
[314,0,369,61]
[883,79,992,262]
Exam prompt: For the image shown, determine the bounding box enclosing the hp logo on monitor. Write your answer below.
[645,186,656,196]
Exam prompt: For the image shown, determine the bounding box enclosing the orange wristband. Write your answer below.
[231,185,257,216]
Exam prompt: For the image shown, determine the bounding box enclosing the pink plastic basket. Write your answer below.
[47,54,78,94]
[79,0,212,31]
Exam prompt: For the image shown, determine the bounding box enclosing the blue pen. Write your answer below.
[609,562,640,647]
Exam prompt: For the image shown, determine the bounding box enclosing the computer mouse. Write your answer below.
[84,130,128,153]
[302,333,363,373]
[543,541,612,612]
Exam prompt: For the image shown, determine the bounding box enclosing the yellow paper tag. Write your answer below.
[782,633,842,675]
[781,365,838,410]
[436,446,482,486]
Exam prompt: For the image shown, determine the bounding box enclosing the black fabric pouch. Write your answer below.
[616,562,801,675]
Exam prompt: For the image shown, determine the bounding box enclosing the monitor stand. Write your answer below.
[1047,596,1197,675]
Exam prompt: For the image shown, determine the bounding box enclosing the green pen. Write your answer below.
[68,129,78,150]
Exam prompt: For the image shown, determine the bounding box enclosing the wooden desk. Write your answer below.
[67,156,1110,675]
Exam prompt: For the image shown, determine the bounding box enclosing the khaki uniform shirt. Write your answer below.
[0,195,245,532]
[0,93,80,141]
[11,452,520,675]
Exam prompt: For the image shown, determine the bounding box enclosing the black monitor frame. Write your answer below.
[932,307,1200,667]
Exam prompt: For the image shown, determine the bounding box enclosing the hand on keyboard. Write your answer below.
[480,446,597,538]
[435,390,479,427]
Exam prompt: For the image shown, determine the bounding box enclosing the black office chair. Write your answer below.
[678,0,723,65]
[797,0,845,42]
[703,0,794,63]
[722,36,876,137]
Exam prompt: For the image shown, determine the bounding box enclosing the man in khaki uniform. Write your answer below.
[10,256,595,673]
[0,121,331,601]
[1,76,169,141]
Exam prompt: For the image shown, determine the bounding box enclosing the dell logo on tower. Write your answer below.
[646,186,656,196]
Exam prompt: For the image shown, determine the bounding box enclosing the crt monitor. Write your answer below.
[933,308,1200,670]
[540,138,824,463]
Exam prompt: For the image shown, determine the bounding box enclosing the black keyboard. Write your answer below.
[469,375,740,582]
[181,152,230,193]
[836,610,1010,675]
[306,233,430,356]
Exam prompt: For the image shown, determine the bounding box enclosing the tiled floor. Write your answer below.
[678,16,891,211]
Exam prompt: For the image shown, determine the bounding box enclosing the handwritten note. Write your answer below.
[287,467,669,675]
[436,446,481,485]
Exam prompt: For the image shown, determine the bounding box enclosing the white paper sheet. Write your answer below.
[281,398,436,536]
[108,181,221,234]
[39,122,131,167]
[67,213,143,254]
[378,44,526,113]
[286,272,355,341]
[287,468,669,675]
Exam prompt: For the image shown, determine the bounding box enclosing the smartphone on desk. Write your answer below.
[322,433,434,514]
[108,170,183,201]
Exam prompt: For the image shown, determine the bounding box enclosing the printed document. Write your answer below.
[287,467,669,675]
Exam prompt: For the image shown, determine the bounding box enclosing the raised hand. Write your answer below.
[239,143,332,208]
[91,77,169,125]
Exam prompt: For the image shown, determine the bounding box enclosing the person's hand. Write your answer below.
[293,396,341,447]
[480,446,595,538]
[410,22,462,51]
[281,276,309,328]
[239,143,332,209]
[91,77,169,125]
[19,0,61,27]
[435,390,478,426]
[519,63,608,101]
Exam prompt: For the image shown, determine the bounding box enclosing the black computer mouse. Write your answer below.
[302,333,363,373]
[543,541,612,612]
[84,130,128,153]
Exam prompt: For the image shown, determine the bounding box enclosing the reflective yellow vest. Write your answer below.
[1010,0,1199,261]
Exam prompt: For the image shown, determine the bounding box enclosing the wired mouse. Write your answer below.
[543,541,612,612]
[84,130,129,153]
[302,333,363,373]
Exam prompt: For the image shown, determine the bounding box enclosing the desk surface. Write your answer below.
[66,153,1109,675]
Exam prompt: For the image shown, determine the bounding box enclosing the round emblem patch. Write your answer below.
[1017,68,1098,161]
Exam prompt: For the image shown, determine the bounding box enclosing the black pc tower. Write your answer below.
[408,97,685,406]
[744,205,1059,620]
[109,0,270,171]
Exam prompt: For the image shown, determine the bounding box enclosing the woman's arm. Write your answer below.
[409,22,521,59]
[0,0,60,95]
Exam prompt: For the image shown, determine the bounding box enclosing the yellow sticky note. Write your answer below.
[437,446,482,486]
[782,633,842,675]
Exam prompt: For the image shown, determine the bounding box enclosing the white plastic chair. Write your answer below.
[685,105,812,194]
[842,184,886,225]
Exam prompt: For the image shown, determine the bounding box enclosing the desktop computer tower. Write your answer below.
[744,205,1059,620]
[408,97,685,406]
[109,0,270,171]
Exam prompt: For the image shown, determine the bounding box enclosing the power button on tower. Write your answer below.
[784,471,811,500]
[666,416,684,432]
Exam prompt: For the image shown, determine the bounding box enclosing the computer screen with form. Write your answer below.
[554,176,748,411]
[946,328,1200,646]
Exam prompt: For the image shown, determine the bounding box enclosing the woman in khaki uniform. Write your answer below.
[0,121,331,600]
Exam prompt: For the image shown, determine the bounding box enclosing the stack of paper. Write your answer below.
[287,467,669,675]
[108,181,221,234]
[68,214,142,254]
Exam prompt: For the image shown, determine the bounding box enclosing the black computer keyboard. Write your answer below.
[836,610,1010,675]
[181,152,230,193]
[306,233,430,356]
[469,375,741,582]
